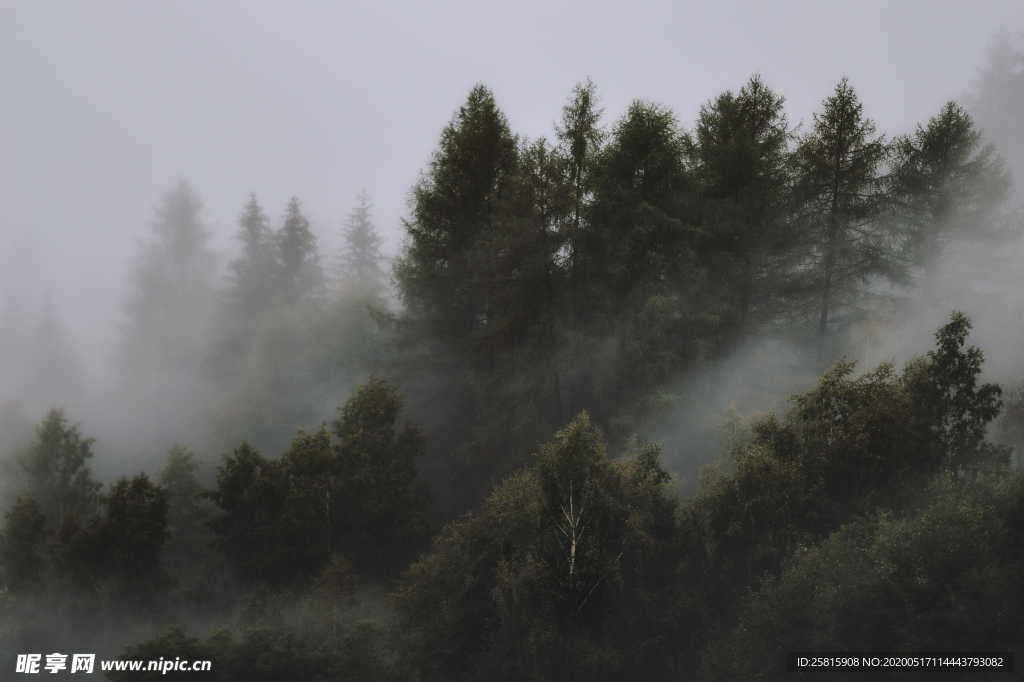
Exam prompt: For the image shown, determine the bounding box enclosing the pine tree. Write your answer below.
[158,445,214,582]
[583,101,693,308]
[122,180,218,376]
[228,193,279,317]
[970,31,1024,198]
[336,190,385,302]
[688,74,794,342]
[0,497,46,593]
[792,79,896,359]
[276,196,323,304]
[332,377,429,574]
[556,79,605,277]
[890,101,1009,275]
[395,84,520,342]
[98,473,169,598]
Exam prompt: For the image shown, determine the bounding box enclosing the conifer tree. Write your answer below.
[228,193,279,317]
[395,84,519,342]
[96,473,169,600]
[792,79,896,358]
[337,190,385,302]
[0,497,46,593]
[890,101,1009,275]
[121,180,218,377]
[583,101,692,309]
[277,196,323,304]
[556,79,605,279]
[970,31,1024,198]
[332,377,429,573]
[688,74,794,342]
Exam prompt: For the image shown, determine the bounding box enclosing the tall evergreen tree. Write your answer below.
[970,31,1024,198]
[337,190,385,302]
[228,193,279,317]
[688,74,794,343]
[0,497,46,593]
[158,445,215,585]
[792,79,897,358]
[331,377,430,574]
[277,196,323,304]
[582,101,693,309]
[890,101,1009,275]
[556,79,605,278]
[571,100,703,412]
[121,180,218,378]
[95,473,169,600]
[395,84,520,343]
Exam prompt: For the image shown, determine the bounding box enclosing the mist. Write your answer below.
[4,2,1024,680]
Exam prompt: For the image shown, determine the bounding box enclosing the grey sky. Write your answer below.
[2,0,1022,374]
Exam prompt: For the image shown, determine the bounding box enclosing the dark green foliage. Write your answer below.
[905,311,1009,473]
[160,445,207,538]
[702,475,1024,682]
[557,79,605,280]
[889,101,1009,272]
[399,412,679,682]
[792,78,897,355]
[566,100,706,428]
[209,443,290,585]
[94,473,170,600]
[396,84,520,342]
[0,497,46,593]
[9,73,1024,682]
[393,84,574,514]
[159,446,217,596]
[582,101,693,307]
[17,408,100,530]
[210,378,429,585]
[332,377,430,573]
[677,313,1009,661]
[108,624,397,682]
[688,74,795,342]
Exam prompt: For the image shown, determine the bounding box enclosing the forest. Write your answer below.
[3,31,1024,682]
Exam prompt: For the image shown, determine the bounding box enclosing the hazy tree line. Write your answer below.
[3,38,1024,681]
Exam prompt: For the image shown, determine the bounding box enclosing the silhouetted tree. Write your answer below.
[337,190,385,302]
[399,412,678,682]
[395,84,520,343]
[332,377,430,574]
[96,473,169,600]
[890,101,1009,275]
[792,79,897,358]
[970,31,1024,198]
[228,193,279,320]
[17,409,100,530]
[688,74,795,343]
[121,180,218,378]
[277,196,323,304]
[0,497,46,593]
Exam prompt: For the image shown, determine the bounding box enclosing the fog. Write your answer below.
[0,0,1021,474]
[6,1,1024,678]
[2,0,1021,371]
